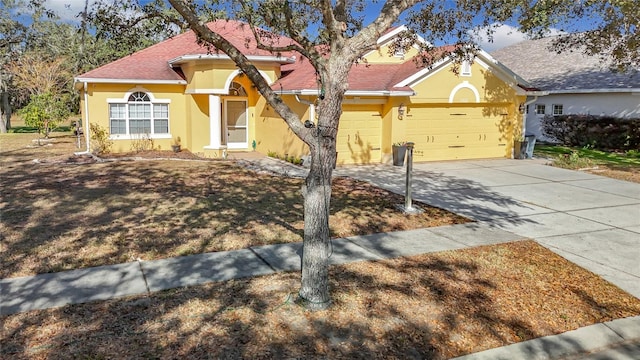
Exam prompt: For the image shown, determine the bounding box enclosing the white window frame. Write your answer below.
[552,104,564,116]
[106,88,172,140]
[535,104,546,115]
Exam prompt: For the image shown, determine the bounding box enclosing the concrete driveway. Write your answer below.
[335,159,640,298]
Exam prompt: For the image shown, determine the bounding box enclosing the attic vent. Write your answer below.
[461,60,472,76]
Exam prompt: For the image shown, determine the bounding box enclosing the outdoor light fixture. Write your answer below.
[518,103,525,114]
[398,103,405,119]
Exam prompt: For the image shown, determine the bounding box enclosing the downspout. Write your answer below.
[295,94,315,124]
[522,95,538,137]
[74,81,91,155]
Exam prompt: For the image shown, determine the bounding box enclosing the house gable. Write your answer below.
[363,25,424,64]
[398,51,527,104]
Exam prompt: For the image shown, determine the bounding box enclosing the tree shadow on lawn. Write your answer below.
[0,159,308,277]
[3,241,639,359]
[2,142,491,279]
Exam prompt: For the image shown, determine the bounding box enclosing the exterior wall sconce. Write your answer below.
[518,103,525,114]
[398,103,405,120]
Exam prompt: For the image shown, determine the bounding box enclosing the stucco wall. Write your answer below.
[254,95,309,158]
[83,83,187,153]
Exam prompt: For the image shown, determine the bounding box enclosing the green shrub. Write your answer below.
[18,92,70,138]
[552,151,595,169]
[541,115,640,151]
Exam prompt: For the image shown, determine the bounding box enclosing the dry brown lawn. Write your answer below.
[0,133,466,278]
[586,166,640,183]
[3,132,640,359]
[3,241,640,359]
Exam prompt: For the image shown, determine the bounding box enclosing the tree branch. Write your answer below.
[167,0,314,145]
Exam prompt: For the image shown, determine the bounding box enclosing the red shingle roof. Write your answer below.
[77,20,297,81]
[76,20,433,94]
[273,57,417,93]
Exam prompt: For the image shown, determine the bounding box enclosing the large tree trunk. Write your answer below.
[0,91,10,133]
[297,63,346,310]
[298,135,335,310]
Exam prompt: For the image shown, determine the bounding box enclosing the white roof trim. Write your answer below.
[75,77,187,85]
[394,49,532,95]
[276,89,415,97]
[476,49,531,88]
[394,58,450,88]
[377,25,408,45]
[376,25,429,47]
[363,25,429,59]
[548,88,640,94]
[169,54,296,65]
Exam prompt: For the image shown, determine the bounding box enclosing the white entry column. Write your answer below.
[207,94,221,148]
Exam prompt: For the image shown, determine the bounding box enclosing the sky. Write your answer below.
[44,0,552,52]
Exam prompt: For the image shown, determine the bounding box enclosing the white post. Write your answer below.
[209,94,221,148]
[404,142,414,211]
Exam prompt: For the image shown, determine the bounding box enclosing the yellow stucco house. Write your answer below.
[75,20,532,164]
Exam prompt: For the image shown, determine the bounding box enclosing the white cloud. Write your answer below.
[470,23,527,52]
[470,23,564,52]
[43,0,100,22]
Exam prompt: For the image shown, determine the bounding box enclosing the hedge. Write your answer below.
[541,114,640,151]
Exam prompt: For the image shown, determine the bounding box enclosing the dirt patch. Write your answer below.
[2,241,639,359]
[585,166,640,184]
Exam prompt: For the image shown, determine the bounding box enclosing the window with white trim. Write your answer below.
[553,104,564,116]
[535,104,546,115]
[108,91,169,136]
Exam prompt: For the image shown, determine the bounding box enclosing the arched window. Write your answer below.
[128,91,150,102]
[109,90,169,136]
[229,82,247,97]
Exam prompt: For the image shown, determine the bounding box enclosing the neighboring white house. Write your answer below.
[491,36,640,141]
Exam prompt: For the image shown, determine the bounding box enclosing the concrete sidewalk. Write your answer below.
[1,222,521,315]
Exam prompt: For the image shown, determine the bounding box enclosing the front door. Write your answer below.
[225,99,248,149]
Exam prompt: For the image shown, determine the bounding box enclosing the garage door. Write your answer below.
[403,106,511,161]
[336,105,382,165]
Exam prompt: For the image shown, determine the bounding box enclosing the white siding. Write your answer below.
[525,92,640,142]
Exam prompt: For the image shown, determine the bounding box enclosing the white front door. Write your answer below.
[225,99,248,149]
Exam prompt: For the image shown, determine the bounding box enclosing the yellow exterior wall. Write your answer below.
[182,61,280,94]
[336,104,383,165]
[393,61,525,161]
[254,95,309,158]
[80,55,523,164]
[364,42,419,63]
[83,83,187,153]
[188,94,211,155]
